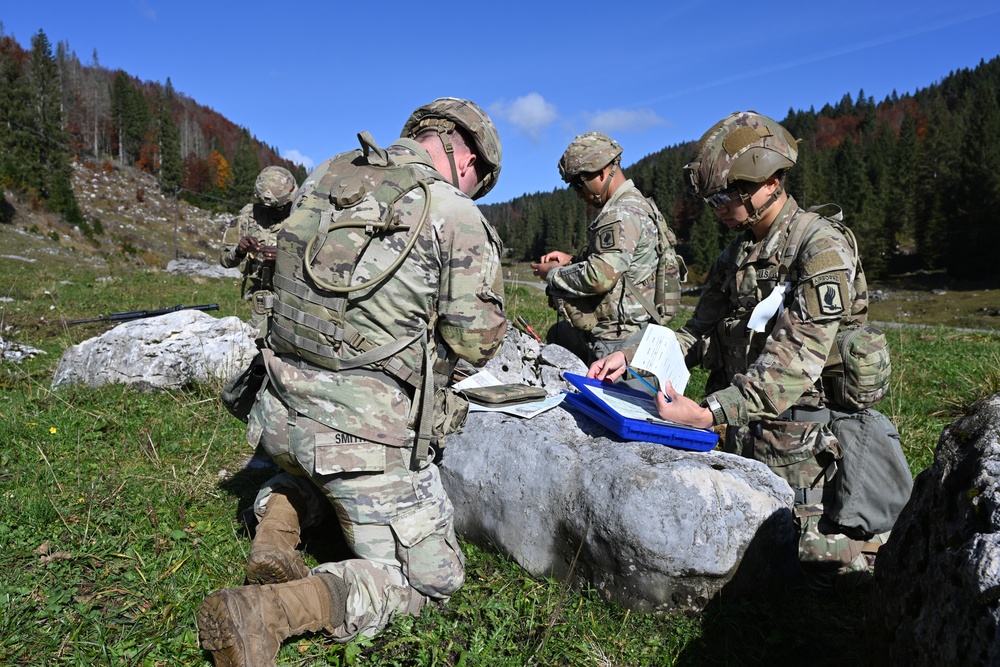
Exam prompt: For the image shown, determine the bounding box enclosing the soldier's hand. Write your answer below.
[258,245,278,262]
[654,382,714,429]
[588,351,627,382]
[236,236,261,258]
[539,250,573,265]
[531,260,561,279]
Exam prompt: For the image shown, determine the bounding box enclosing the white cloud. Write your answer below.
[136,0,157,20]
[582,108,666,134]
[490,93,558,141]
[283,150,314,171]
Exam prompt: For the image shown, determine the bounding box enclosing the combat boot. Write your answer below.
[247,490,311,585]
[198,573,348,667]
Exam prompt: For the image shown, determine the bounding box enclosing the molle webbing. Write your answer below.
[270,273,419,387]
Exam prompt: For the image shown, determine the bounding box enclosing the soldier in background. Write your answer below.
[531,132,683,365]
[197,98,506,666]
[219,165,298,329]
[589,111,879,589]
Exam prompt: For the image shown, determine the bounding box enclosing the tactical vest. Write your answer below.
[708,204,885,409]
[264,132,443,460]
[557,192,681,335]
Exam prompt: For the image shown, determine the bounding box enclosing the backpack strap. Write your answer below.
[747,205,831,332]
[621,196,682,325]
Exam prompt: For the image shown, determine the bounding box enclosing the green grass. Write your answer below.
[2,252,999,665]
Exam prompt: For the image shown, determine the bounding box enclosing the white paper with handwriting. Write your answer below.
[625,324,690,396]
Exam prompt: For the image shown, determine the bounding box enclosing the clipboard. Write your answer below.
[563,373,718,452]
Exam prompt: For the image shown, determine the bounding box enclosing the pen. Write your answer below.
[517,316,543,343]
[626,367,660,397]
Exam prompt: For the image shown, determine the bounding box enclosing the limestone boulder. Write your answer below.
[440,405,798,613]
[873,393,1000,664]
[52,310,256,391]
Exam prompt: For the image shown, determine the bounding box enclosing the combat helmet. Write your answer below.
[401,97,502,200]
[557,132,624,206]
[683,111,798,229]
[558,132,623,181]
[254,166,298,208]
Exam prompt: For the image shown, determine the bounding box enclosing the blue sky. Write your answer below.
[3,1,999,205]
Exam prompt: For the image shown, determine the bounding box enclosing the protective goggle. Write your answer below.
[703,186,742,209]
[569,172,597,192]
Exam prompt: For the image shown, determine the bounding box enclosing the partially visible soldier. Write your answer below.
[219,165,299,326]
[197,98,507,666]
[531,132,683,364]
[589,111,882,589]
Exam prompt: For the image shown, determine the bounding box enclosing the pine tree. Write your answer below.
[230,129,260,203]
[110,70,149,165]
[948,81,1000,278]
[157,79,183,192]
[0,34,33,189]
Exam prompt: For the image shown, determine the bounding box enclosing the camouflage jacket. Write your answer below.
[219,203,288,298]
[259,139,507,447]
[546,179,680,340]
[676,196,868,430]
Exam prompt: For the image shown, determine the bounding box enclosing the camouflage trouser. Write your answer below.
[248,388,465,641]
[546,320,645,366]
[726,415,868,585]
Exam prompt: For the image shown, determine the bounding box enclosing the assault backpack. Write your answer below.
[622,197,687,325]
[778,205,891,411]
[263,132,465,463]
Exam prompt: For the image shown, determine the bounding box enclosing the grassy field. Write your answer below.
[2,245,999,665]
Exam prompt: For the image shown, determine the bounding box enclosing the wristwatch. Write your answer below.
[703,394,726,426]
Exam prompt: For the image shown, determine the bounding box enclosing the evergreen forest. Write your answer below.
[481,55,1000,281]
[0,27,305,225]
[2,26,999,282]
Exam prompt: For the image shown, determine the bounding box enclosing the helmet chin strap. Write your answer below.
[583,162,617,206]
[734,183,782,232]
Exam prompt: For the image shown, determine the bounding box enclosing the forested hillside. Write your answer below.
[482,56,1000,282]
[3,25,999,283]
[0,27,304,230]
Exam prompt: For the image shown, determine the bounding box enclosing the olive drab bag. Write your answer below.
[825,406,913,538]
[221,351,267,423]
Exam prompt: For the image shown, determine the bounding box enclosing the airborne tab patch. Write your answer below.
[596,224,620,251]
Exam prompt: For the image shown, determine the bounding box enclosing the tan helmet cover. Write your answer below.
[400,97,502,199]
[254,166,298,207]
[558,132,623,181]
[683,111,798,196]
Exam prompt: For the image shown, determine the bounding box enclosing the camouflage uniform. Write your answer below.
[219,203,287,298]
[672,111,879,586]
[247,137,506,640]
[677,195,871,582]
[547,133,682,365]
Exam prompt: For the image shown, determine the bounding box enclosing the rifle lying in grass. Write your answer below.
[66,304,219,326]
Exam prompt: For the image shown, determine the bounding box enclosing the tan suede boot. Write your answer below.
[198,573,348,667]
[246,490,311,585]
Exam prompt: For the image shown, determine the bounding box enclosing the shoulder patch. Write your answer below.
[813,279,845,316]
[596,224,620,252]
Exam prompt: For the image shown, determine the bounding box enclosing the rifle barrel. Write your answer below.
[66,303,220,326]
